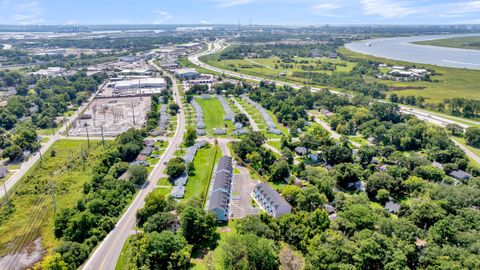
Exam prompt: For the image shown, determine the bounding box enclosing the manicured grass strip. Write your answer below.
[197,98,233,136]
[184,145,219,203]
[115,235,135,270]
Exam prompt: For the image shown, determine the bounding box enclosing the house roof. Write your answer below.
[171,185,186,198]
[295,146,308,155]
[140,146,153,156]
[207,156,233,216]
[385,201,401,214]
[174,173,188,186]
[0,166,7,178]
[324,204,336,214]
[449,170,471,180]
[208,190,229,211]
[255,182,291,211]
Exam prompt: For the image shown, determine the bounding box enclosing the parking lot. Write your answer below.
[230,166,260,219]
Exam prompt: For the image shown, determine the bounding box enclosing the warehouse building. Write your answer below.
[173,68,200,79]
[113,78,166,90]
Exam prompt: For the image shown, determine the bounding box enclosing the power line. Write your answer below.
[4,190,51,269]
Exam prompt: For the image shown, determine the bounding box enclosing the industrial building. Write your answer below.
[113,78,166,90]
[253,182,291,218]
[173,68,200,79]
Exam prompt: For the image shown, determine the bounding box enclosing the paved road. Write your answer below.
[0,83,104,200]
[82,63,186,270]
[231,97,260,131]
[191,40,480,160]
[452,140,480,165]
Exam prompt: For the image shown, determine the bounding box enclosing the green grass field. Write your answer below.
[201,53,355,89]
[414,36,480,51]
[197,98,233,136]
[338,47,480,103]
[184,144,219,201]
[0,139,104,256]
[266,140,282,151]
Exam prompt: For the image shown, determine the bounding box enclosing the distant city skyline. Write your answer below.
[1,0,480,25]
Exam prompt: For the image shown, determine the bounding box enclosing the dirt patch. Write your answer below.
[0,238,45,270]
[218,227,231,233]
[389,86,427,91]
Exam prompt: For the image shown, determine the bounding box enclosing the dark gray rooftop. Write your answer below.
[449,170,472,180]
[255,182,290,211]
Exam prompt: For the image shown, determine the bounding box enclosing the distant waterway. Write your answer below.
[345,34,480,70]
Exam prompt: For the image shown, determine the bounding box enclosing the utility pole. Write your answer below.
[49,179,57,214]
[131,104,136,125]
[80,146,85,171]
[100,125,105,145]
[2,180,10,209]
[85,125,90,148]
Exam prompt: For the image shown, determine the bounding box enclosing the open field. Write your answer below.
[414,36,480,51]
[202,53,355,88]
[0,140,104,256]
[339,47,480,103]
[184,144,219,201]
[196,98,234,136]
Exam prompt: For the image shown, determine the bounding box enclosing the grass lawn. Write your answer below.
[414,36,480,51]
[37,126,61,136]
[338,47,480,103]
[0,139,104,256]
[184,144,219,201]
[157,177,172,187]
[115,235,135,270]
[196,98,233,136]
[349,136,368,146]
[266,140,282,151]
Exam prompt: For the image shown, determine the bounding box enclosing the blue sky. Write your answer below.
[1,0,480,25]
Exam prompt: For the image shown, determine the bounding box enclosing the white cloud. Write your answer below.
[153,10,171,24]
[200,20,211,24]
[213,0,254,8]
[360,0,419,18]
[313,2,343,10]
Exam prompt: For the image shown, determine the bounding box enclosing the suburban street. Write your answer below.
[82,66,185,270]
[190,40,480,161]
[231,97,260,131]
[0,83,104,200]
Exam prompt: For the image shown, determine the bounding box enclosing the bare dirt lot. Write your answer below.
[68,96,151,137]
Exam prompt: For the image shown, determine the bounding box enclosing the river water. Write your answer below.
[345,34,480,70]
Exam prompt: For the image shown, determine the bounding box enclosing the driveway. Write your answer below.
[230,166,259,219]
